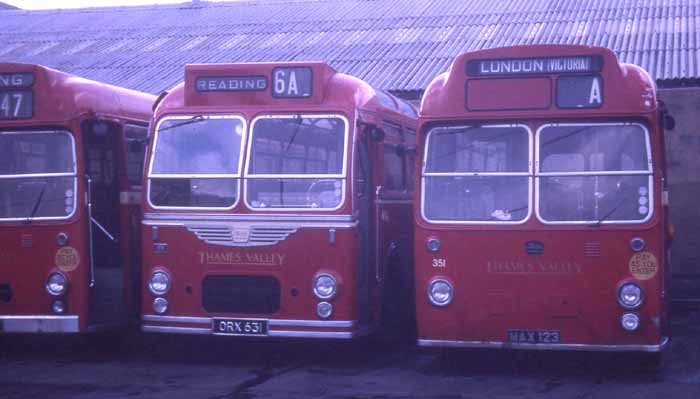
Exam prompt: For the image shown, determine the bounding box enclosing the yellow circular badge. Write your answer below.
[629,251,658,280]
[55,246,80,272]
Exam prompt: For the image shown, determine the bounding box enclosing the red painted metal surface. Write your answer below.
[141,62,417,339]
[414,45,670,351]
[0,63,155,333]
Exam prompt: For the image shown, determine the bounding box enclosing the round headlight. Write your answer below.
[317,301,333,319]
[46,272,68,296]
[149,271,171,295]
[618,282,643,309]
[153,297,168,314]
[621,313,640,331]
[313,274,337,299]
[428,279,453,306]
[51,299,67,314]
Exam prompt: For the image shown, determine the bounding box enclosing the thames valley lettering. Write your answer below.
[197,251,286,266]
[487,260,582,274]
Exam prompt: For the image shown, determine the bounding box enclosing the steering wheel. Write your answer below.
[305,179,339,208]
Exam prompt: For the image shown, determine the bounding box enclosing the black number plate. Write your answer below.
[212,318,268,336]
[507,329,561,344]
[0,90,32,119]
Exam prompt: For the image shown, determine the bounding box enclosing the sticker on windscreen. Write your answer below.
[56,246,80,272]
[629,251,658,280]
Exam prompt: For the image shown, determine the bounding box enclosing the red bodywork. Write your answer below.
[141,62,417,339]
[0,63,154,333]
[414,46,670,351]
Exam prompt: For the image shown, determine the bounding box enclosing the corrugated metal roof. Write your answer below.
[0,0,697,94]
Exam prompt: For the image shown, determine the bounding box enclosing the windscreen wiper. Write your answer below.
[157,115,205,132]
[25,183,47,224]
[283,114,304,153]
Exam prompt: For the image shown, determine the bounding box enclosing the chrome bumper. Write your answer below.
[417,336,669,352]
[141,315,368,339]
[0,315,80,333]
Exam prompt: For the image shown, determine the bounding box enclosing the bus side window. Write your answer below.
[382,121,404,191]
[124,124,148,187]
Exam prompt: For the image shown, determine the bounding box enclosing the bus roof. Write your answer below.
[0,62,155,123]
[420,45,657,119]
[154,61,417,121]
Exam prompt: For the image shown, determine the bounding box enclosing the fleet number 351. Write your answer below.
[432,258,447,268]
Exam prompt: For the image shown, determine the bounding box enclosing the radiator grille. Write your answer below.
[187,225,297,247]
[202,275,280,314]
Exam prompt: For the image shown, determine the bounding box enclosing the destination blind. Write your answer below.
[0,72,34,119]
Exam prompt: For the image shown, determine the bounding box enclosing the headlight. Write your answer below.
[317,302,333,319]
[149,271,171,295]
[313,274,337,299]
[46,272,68,296]
[51,299,67,314]
[621,313,640,331]
[427,238,441,253]
[428,279,453,306]
[618,282,643,309]
[153,297,168,314]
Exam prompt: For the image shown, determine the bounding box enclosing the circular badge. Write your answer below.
[629,251,658,280]
[55,246,80,272]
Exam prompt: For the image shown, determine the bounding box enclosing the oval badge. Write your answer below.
[55,246,80,272]
[629,251,658,281]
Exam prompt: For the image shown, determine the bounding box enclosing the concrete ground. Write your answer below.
[1,310,699,399]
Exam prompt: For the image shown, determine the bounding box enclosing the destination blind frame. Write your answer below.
[467,55,604,76]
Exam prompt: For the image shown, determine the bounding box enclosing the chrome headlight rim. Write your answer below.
[621,312,641,332]
[148,270,171,296]
[45,272,68,296]
[312,273,338,300]
[153,297,168,315]
[427,278,454,307]
[617,282,644,309]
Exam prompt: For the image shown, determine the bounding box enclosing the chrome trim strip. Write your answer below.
[376,199,413,205]
[141,315,357,329]
[141,315,211,324]
[143,213,357,223]
[0,315,79,333]
[142,325,211,335]
[268,330,354,339]
[269,319,356,328]
[417,336,669,352]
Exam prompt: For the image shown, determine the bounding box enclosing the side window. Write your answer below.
[124,124,148,186]
[382,121,404,191]
[405,127,416,191]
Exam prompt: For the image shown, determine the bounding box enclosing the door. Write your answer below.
[82,119,124,328]
[356,132,372,325]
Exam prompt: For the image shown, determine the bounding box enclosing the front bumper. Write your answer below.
[0,315,79,333]
[141,315,369,339]
[417,336,670,352]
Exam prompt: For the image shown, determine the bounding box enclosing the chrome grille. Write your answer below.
[186,225,298,247]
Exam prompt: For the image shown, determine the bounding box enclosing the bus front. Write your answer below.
[415,46,670,352]
[141,63,367,339]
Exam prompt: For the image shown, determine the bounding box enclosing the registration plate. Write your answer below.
[507,329,561,344]
[212,318,267,336]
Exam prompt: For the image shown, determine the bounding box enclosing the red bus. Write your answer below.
[0,63,154,333]
[140,62,417,339]
[415,45,673,352]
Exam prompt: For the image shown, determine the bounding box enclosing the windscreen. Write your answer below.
[246,115,346,209]
[537,123,652,224]
[148,116,245,208]
[422,125,530,223]
[0,130,76,220]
